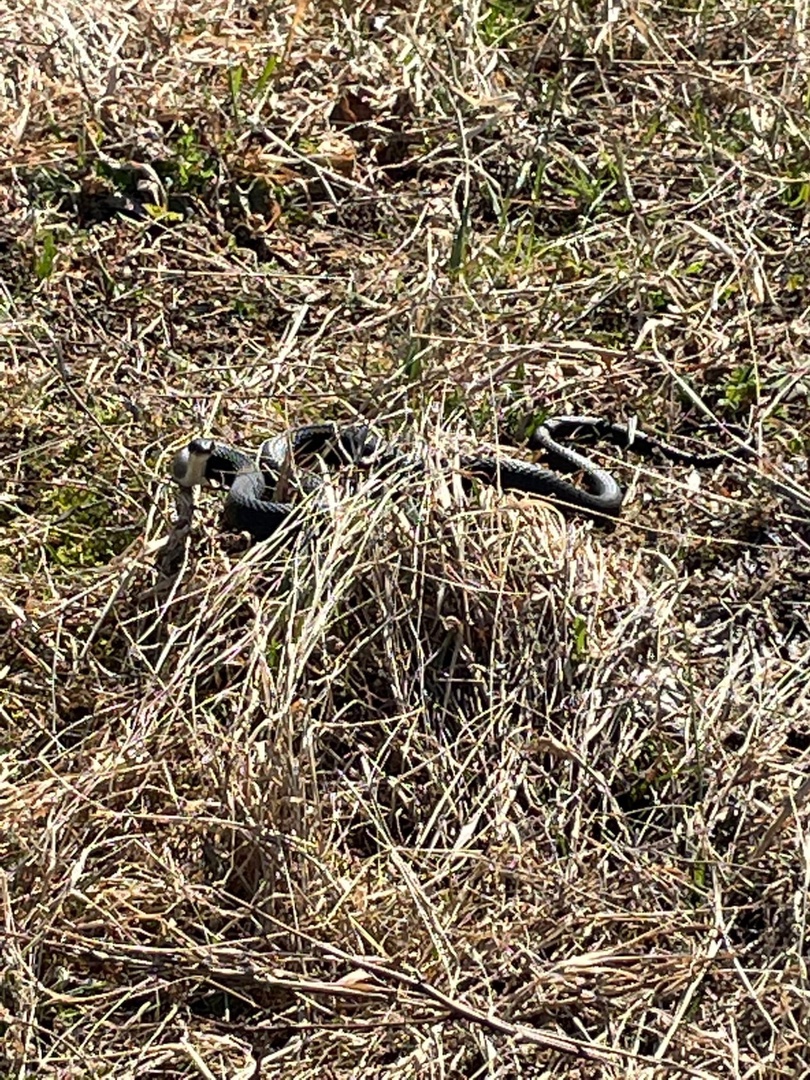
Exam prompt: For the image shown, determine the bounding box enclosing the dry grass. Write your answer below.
[2,0,810,1076]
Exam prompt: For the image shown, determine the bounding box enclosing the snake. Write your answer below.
[170,417,752,541]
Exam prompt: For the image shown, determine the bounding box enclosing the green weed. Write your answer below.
[723,363,758,411]
[34,232,57,280]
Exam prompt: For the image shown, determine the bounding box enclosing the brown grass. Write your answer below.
[2,0,810,1076]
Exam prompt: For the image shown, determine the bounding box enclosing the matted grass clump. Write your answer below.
[2,0,810,1076]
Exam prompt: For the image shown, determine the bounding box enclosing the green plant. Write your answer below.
[167,127,218,194]
[254,55,279,97]
[723,363,758,410]
[571,614,588,658]
[228,64,244,117]
[34,232,57,280]
[37,485,135,568]
[478,0,533,45]
[782,178,810,207]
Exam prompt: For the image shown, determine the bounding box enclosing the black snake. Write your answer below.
[170,417,750,540]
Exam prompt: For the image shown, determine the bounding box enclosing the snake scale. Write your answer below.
[171,417,750,541]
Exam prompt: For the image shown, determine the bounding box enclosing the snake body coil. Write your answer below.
[171,417,748,540]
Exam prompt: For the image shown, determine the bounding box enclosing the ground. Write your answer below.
[2,0,810,1077]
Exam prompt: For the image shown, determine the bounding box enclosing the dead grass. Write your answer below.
[2,0,810,1076]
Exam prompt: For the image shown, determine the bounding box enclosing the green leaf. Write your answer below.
[255,55,279,97]
[35,232,56,280]
[571,615,588,659]
[143,204,184,223]
[229,64,244,115]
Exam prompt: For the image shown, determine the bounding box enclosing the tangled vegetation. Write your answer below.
[2,0,810,1076]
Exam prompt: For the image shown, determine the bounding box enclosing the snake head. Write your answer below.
[171,438,215,488]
